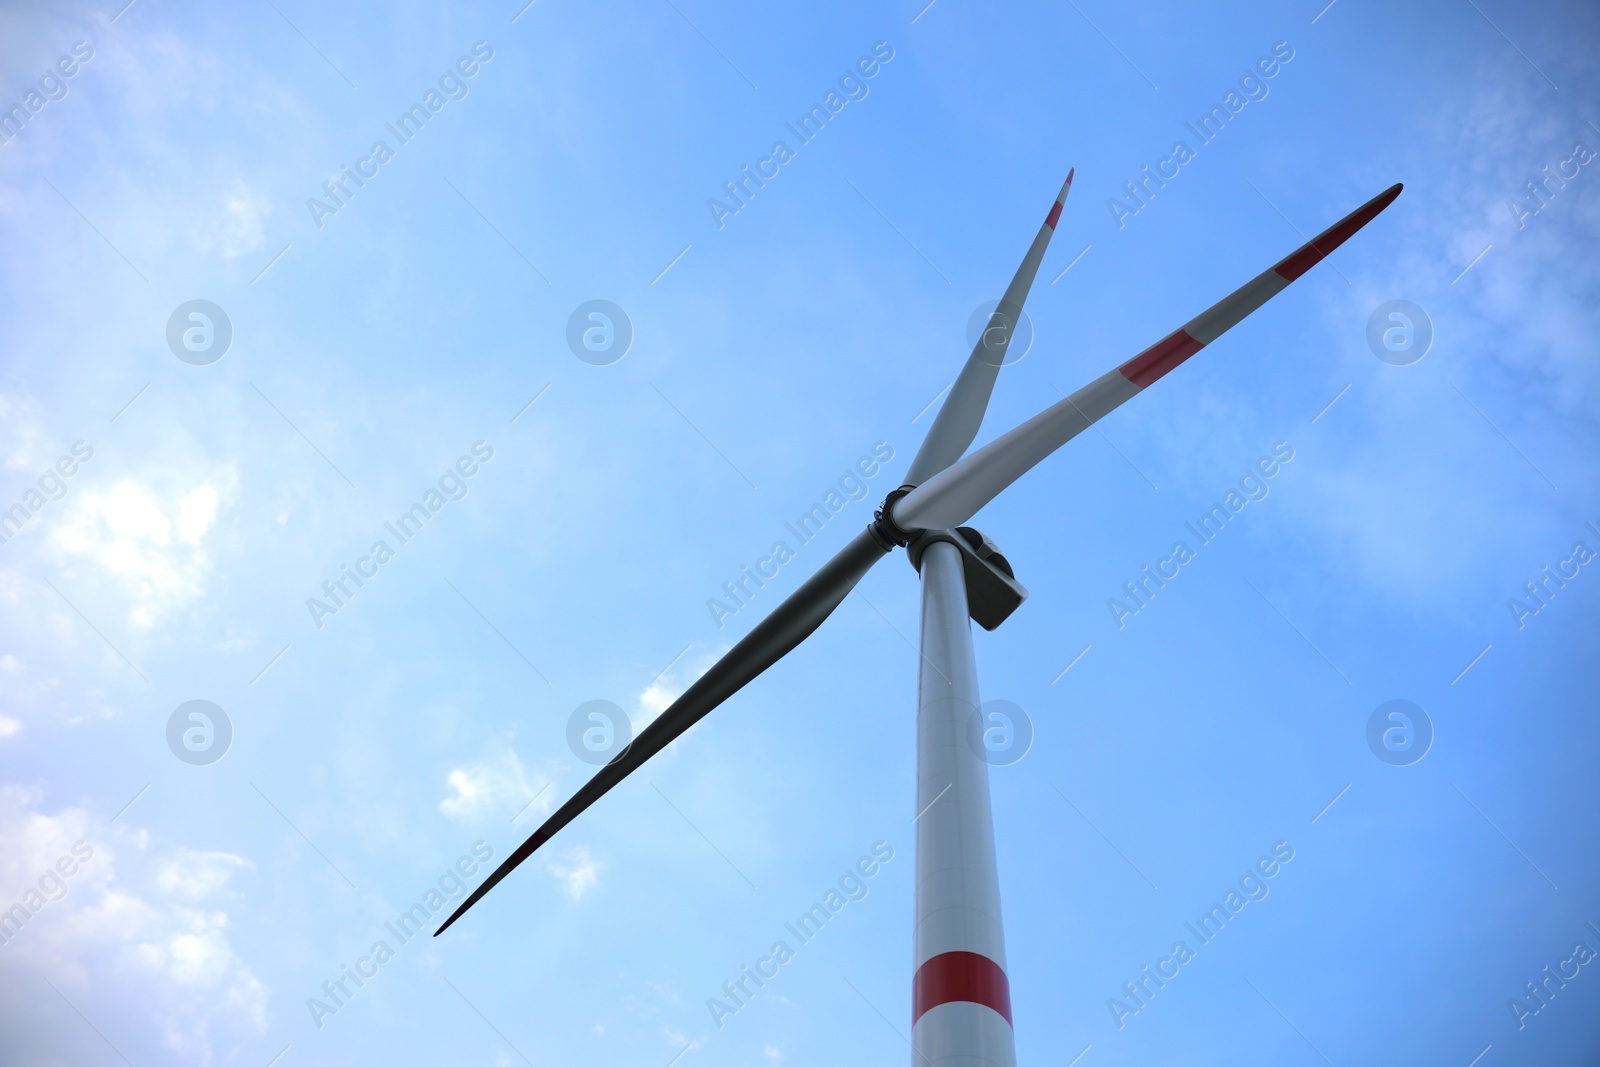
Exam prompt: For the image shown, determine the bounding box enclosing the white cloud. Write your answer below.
[0,716,19,739]
[638,680,675,720]
[663,1029,706,1055]
[208,180,270,260]
[176,485,219,545]
[133,906,269,1033]
[1253,70,1600,614]
[50,470,233,627]
[636,643,726,728]
[0,787,93,903]
[0,788,267,1061]
[546,846,602,901]
[0,394,54,476]
[155,848,249,902]
[439,748,552,823]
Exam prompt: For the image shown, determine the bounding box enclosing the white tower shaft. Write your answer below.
[912,541,1016,1066]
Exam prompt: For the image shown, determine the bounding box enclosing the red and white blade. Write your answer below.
[904,168,1076,486]
[892,183,1403,533]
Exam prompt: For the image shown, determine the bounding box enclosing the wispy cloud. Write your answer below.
[0,788,267,1061]
[546,846,601,901]
[439,748,553,823]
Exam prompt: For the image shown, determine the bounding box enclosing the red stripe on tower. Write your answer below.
[912,951,1013,1026]
[1118,328,1205,388]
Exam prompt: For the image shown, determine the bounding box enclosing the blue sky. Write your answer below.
[1,0,1597,1064]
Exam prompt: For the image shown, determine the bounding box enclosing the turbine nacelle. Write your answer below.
[906,526,1027,632]
[872,487,1028,630]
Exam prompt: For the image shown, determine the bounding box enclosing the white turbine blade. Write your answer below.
[893,183,1403,533]
[904,169,1076,486]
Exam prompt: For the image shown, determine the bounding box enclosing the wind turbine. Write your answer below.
[436,169,1402,1066]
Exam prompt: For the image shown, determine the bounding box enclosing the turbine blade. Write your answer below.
[904,168,1076,486]
[893,183,1403,533]
[435,527,891,936]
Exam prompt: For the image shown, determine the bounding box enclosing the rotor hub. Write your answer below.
[872,484,919,548]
